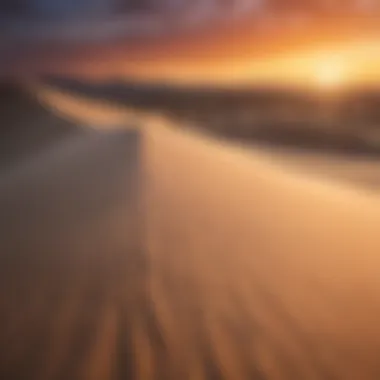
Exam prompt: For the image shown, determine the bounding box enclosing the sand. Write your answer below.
[2,98,380,377]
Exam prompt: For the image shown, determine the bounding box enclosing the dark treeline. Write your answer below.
[42,77,380,155]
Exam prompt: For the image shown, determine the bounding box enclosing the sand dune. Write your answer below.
[2,93,380,378]
[144,125,380,379]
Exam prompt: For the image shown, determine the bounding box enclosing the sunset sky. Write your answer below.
[2,2,380,89]
[63,16,379,91]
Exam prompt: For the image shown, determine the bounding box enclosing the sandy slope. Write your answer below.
[2,98,380,377]
[144,125,380,378]
[34,82,380,191]
[253,145,380,190]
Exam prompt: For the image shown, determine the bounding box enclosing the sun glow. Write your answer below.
[58,30,380,91]
[142,36,380,90]
[211,38,380,90]
[314,59,345,89]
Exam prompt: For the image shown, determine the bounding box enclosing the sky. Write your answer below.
[1,0,380,88]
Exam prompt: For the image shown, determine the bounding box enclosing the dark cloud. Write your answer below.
[0,0,379,57]
[1,0,380,22]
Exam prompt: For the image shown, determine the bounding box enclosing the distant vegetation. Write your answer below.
[43,77,380,155]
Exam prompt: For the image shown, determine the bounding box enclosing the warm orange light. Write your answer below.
[212,38,380,90]
[313,58,346,90]
[113,36,380,91]
[59,29,379,91]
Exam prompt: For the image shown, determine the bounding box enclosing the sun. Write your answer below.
[314,59,346,90]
